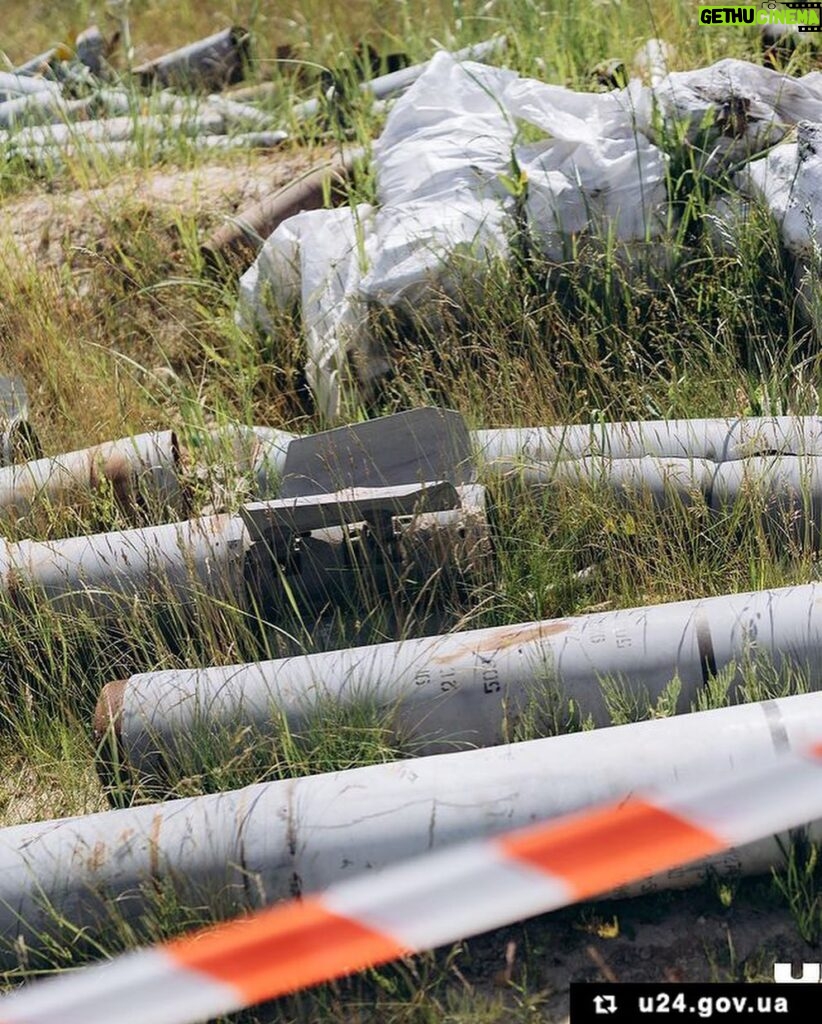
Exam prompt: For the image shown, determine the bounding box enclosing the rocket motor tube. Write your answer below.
[10,692,822,961]
[97,581,822,781]
[0,430,183,521]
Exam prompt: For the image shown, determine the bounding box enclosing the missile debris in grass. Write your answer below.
[473,416,822,466]
[16,130,287,168]
[0,410,486,624]
[97,580,822,781]
[0,431,182,521]
[0,70,61,99]
[202,149,361,268]
[0,478,484,629]
[133,27,252,92]
[0,377,40,467]
[5,693,822,962]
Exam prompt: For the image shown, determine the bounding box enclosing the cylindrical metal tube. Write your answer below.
[477,420,822,545]
[0,431,183,520]
[12,50,63,78]
[16,131,287,168]
[132,27,251,92]
[4,109,228,150]
[238,416,822,497]
[246,427,299,496]
[201,94,274,130]
[0,91,70,130]
[0,71,61,99]
[0,511,248,617]
[201,149,360,268]
[473,416,822,467]
[190,424,298,506]
[100,581,822,780]
[10,693,822,960]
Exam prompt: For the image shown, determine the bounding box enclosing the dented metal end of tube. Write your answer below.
[93,679,126,745]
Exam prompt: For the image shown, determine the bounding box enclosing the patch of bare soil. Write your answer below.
[457,882,816,1021]
[0,146,324,268]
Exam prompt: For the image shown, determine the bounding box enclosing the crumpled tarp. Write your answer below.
[732,121,822,259]
[237,52,822,420]
[237,51,669,419]
[708,120,822,330]
[636,58,822,172]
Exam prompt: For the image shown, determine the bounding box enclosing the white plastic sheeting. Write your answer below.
[729,121,822,260]
[708,120,822,328]
[238,53,822,419]
[238,52,669,419]
[635,58,822,173]
[236,205,378,419]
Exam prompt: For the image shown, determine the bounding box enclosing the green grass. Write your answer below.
[2,0,822,1019]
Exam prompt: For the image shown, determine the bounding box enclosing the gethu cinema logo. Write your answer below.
[699,3,822,25]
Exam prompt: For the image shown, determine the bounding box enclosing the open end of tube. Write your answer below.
[5,419,42,464]
[93,679,126,744]
[94,679,135,805]
[169,430,194,518]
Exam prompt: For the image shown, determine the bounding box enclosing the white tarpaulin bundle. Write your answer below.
[237,53,822,420]
[237,51,670,419]
[635,58,822,172]
[729,121,822,259]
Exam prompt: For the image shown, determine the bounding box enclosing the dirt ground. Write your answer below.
[0,146,322,269]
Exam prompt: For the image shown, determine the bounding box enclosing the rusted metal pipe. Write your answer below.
[132,27,251,92]
[97,580,822,782]
[0,431,182,521]
[201,148,360,269]
[203,38,505,270]
[4,692,822,960]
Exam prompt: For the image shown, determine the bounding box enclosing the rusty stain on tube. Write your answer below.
[94,679,126,743]
[433,620,571,664]
[0,430,183,520]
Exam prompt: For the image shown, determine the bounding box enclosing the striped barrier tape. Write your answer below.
[2,741,822,1024]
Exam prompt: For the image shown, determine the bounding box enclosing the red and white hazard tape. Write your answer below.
[2,742,822,1024]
